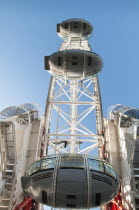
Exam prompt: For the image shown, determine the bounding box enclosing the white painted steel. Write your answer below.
[43,33,104,159]
[40,26,105,209]
[105,105,139,209]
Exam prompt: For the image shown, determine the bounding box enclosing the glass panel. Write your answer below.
[88,159,104,172]
[84,23,86,29]
[125,109,139,120]
[72,56,78,65]
[46,154,57,158]
[104,163,117,179]
[58,57,61,66]
[65,23,68,29]
[73,22,78,28]
[72,62,78,65]
[88,57,92,66]
[72,56,77,60]
[28,161,41,175]
[60,156,84,169]
[61,153,83,157]
[41,158,56,170]
[88,156,100,160]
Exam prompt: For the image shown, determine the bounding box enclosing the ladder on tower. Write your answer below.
[133,138,139,209]
[0,123,15,210]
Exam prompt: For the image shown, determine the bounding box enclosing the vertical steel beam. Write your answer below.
[43,76,55,156]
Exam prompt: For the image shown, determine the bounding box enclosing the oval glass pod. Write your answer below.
[21,154,119,208]
[45,50,103,79]
[57,18,93,41]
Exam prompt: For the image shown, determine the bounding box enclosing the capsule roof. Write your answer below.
[57,18,93,41]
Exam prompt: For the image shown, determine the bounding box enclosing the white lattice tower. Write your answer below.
[43,36,104,161]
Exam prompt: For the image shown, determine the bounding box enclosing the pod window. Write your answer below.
[136,183,139,191]
[95,193,101,205]
[27,154,57,175]
[65,23,68,29]
[135,198,139,204]
[73,22,78,28]
[66,204,76,208]
[84,23,86,29]
[60,156,84,169]
[88,57,92,66]
[104,163,117,179]
[137,126,139,136]
[72,56,78,65]
[134,151,139,160]
[42,191,47,204]
[88,159,104,172]
[28,161,41,175]
[41,157,56,170]
[134,163,139,168]
[67,195,76,200]
[58,57,61,66]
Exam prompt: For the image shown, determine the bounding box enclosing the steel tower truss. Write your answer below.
[43,40,104,159]
[13,20,121,210]
[11,21,106,210]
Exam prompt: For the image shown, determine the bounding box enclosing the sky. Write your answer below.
[0,0,139,209]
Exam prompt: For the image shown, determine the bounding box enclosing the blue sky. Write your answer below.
[0,0,139,116]
[0,0,139,209]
